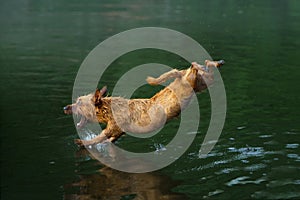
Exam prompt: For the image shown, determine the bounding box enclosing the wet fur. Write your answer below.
[64,60,224,146]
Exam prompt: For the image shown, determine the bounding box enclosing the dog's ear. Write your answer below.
[93,89,101,105]
[93,86,107,106]
[99,86,107,96]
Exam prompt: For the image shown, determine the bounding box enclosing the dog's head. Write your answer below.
[63,86,107,129]
[185,60,224,92]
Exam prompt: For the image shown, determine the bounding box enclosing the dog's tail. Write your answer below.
[146,69,182,85]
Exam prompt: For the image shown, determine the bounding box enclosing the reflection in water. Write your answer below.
[64,149,185,200]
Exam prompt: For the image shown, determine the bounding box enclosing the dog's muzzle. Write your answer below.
[63,105,72,114]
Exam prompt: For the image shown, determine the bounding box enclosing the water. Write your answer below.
[1,0,300,199]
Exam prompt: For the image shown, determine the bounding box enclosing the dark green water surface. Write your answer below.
[1,0,300,199]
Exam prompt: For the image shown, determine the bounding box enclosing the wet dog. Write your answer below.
[64,60,224,146]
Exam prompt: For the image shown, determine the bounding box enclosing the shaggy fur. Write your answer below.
[64,60,224,146]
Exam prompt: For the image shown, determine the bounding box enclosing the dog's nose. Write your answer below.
[63,106,68,110]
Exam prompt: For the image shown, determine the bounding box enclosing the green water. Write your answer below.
[1,0,300,199]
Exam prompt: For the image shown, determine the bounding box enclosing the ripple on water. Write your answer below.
[259,134,273,138]
[244,163,267,172]
[263,140,279,145]
[226,176,267,187]
[285,143,299,149]
[252,191,300,199]
[206,189,224,198]
[236,126,246,130]
[215,167,239,175]
[267,179,300,188]
[287,153,300,161]
[227,146,265,157]
[154,143,167,152]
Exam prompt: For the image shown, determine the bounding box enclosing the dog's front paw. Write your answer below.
[74,139,85,147]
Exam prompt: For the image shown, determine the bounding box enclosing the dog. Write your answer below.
[64,60,224,146]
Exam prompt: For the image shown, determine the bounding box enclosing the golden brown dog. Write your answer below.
[64,60,224,146]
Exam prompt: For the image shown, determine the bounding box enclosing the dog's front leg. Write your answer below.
[74,129,109,147]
